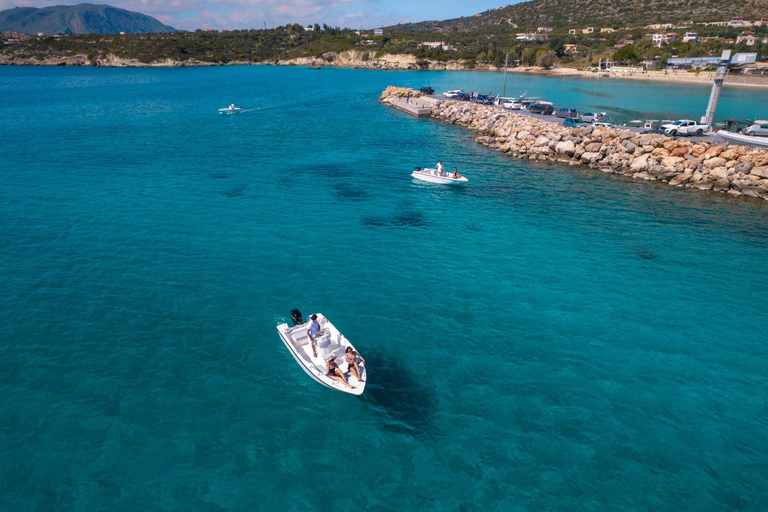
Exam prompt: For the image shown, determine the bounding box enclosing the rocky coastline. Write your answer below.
[381,86,768,202]
[2,50,768,87]
[0,49,466,70]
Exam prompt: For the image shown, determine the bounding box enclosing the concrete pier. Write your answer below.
[387,96,434,117]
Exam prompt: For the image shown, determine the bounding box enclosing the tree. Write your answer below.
[521,46,538,65]
[536,50,557,69]
[612,44,639,64]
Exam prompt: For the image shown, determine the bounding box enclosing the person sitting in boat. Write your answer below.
[307,314,321,358]
[326,356,353,389]
[436,161,444,176]
[345,346,365,382]
[229,103,235,109]
[452,169,460,179]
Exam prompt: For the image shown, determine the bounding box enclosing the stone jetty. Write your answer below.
[380,86,768,201]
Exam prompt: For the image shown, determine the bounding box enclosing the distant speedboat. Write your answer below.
[412,167,468,185]
[219,104,244,113]
[276,310,366,395]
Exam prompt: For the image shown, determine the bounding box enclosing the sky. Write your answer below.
[0,0,514,31]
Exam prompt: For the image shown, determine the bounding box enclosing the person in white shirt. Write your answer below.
[436,161,444,176]
[307,314,321,358]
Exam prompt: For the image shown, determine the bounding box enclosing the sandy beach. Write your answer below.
[504,66,768,88]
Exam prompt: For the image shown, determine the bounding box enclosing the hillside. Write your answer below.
[0,3,175,35]
[393,0,765,32]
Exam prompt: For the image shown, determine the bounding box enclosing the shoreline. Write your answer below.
[2,51,767,88]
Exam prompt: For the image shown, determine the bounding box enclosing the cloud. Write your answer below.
[0,0,415,30]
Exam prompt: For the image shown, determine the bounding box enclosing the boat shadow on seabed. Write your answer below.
[360,350,438,437]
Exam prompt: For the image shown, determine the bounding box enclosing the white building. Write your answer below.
[373,28,384,36]
[737,33,757,45]
[418,41,453,51]
[652,33,677,46]
[537,27,553,32]
[304,25,315,31]
[730,17,744,26]
[682,32,699,43]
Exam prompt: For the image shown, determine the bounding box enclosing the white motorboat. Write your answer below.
[276,311,366,395]
[716,130,768,149]
[412,168,468,185]
[219,104,245,113]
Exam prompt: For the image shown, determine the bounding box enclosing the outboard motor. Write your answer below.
[290,309,303,326]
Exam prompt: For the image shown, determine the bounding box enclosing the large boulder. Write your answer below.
[581,152,602,164]
[585,142,602,152]
[555,140,576,156]
[631,153,653,171]
[661,156,685,168]
[709,167,729,180]
[703,145,725,158]
[671,147,689,157]
[704,157,727,169]
[751,166,768,179]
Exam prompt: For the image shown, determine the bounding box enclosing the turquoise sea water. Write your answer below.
[1,66,768,511]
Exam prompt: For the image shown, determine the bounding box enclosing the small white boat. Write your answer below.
[276,311,366,395]
[218,104,244,114]
[412,168,468,185]
[716,130,768,149]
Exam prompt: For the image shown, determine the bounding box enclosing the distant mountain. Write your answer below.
[0,3,175,35]
[393,0,763,32]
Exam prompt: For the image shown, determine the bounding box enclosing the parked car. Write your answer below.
[444,89,464,99]
[745,120,768,136]
[503,99,523,110]
[419,86,434,95]
[581,112,606,123]
[529,102,554,115]
[473,94,493,105]
[555,108,578,118]
[457,92,472,101]
[662,119,710,136]
[563,117,588,128]
[593,122,616,128]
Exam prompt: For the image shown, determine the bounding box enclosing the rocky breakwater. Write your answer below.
[380,87,768,201]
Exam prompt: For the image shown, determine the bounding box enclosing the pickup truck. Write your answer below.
[444,89,465,99]
[661,119,710,136]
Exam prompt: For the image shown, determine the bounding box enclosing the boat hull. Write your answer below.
[276,314,366,395]
[219,108,244,114]
[412,169,468,185]
[716,130,768,149]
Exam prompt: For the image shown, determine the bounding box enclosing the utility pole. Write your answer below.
[703,50,731,126]
[502,52,509,99]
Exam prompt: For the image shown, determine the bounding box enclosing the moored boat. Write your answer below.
[276,311,366,395]
[716,130,768,149]
[412,167,468,185]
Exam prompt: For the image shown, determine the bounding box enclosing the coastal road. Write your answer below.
[427,95,718,144]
